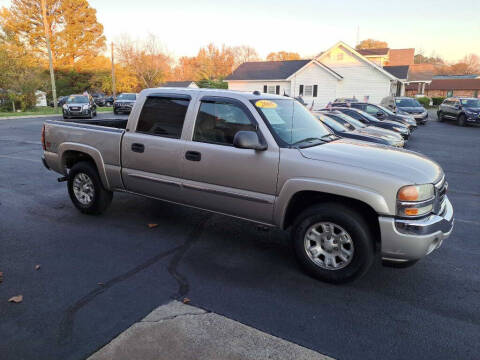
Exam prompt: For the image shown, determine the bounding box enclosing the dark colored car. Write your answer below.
[334,102,417,130]
[113,93,137,114]
[381,96,428,125]
[104,96,114,107]
[315,113,405,147]
[49,96,67,108]
[438,97,480,126]
[333,107,410,139]
[318,110,405,147]
[62,95,97,119]
[92,93,106,107]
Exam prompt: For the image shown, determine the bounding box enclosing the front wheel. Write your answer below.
[457,114,466,127]
[437,112,444,122]
[292,203,374,284]
[67,161,113,215]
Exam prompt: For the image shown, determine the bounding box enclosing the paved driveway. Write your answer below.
[0,113,479,360]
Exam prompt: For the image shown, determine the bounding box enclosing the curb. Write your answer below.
[0,114,63,120]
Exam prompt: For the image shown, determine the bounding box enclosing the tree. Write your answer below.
[232,45,260,66]
[116,34,173,89]
[355,39,388,50]
[266,51,301,61]
[414,54,445,65]
[0,0,105,68]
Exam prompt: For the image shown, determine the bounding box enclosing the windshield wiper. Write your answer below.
[291,137,325,147]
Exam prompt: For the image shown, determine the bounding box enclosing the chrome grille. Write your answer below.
[434,176,447,215]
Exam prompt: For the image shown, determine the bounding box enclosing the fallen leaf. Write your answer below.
[35,265,41,271]
[147,223,159,229]
[8,295,23,303]
[182,297,191,304]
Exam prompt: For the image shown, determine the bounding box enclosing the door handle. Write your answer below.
[185,151,201,161]
[131,143,145,153]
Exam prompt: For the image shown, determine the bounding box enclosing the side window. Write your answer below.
[365,105,380,115]
[193,100,256,146]
[137,96,190,138]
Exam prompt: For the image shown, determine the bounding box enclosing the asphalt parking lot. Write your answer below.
[0,112,479,360]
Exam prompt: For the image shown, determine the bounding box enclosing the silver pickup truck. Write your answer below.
[42,88,454,283]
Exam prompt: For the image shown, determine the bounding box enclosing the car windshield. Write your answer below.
[66,96,88,104]
[377,104,395,115]
[460,99,480,107]
[351,109,381,123]
[117,94,136,100]
[395,98,421,107]
[316,114,347,132]
[330,112,366,128]
[252,99,332,147]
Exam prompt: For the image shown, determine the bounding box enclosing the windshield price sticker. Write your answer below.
[256,100,277,109]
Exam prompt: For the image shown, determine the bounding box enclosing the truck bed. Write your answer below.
[62,118,128,129]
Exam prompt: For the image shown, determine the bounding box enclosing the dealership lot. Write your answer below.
[0,113,479,360]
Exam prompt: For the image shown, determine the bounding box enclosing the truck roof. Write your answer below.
[140,87,289,101]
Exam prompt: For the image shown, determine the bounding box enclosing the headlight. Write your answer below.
[82,104,89,110]
[397,184,435,217]
[393,126,405,132]
[62,104,68,110]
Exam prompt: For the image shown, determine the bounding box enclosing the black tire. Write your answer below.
[292,203,375,284]
[437,112,443,122]
[88,110,93,119]
[93,110,97,117]
[63,115,69,120]
[457,114,466,127]
[67,161,113,215]
[113,109,118,115]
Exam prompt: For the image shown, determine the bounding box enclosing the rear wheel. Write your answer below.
[292,203,374,284]
[113,109,118,115]
[437,112,444,122]
[457,114,466,127]
[67,161,113,215]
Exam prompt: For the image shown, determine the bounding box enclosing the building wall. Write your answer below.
[227,80,291,96]
[425,89,480,98]
[321,46,393,103]
[289,62,338,109]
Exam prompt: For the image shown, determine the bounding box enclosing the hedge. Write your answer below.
[432,97,445,106]
[416,96,431,107]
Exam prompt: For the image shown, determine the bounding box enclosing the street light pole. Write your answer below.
[111,42,116,100]
[40,0,57,109]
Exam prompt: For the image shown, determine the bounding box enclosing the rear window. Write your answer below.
[118,94,136,101]
[136,96,190,138]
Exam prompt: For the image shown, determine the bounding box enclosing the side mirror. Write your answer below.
[455,104,461,110]
[376,111,384,118]
[233,131,267,151]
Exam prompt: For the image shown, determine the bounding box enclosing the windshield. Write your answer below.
[353,109,382,123]
[66,96,88,104]
[460,99,480,107]
[395,98,421,107]
[377,104,395,115]
[117,93,136,101]
[317,114,347,132]
[252,99,331,147]
[331,112,365,128]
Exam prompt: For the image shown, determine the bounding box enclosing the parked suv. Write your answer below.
[381,96,428,125]
[62,95,97,119]
[113,93,137,114]
[438,97,480,126]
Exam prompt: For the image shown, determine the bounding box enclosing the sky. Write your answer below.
[1,0,479,62]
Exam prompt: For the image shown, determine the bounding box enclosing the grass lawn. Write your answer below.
[0,106,113,118]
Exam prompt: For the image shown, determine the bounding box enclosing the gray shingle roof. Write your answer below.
[225,60,311,80]
[160,81,196,87]
[383,65,409,79]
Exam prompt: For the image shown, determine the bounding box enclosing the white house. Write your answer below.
[225,42,405,109]
[35,90,47,107]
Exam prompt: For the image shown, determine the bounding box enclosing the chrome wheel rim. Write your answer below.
[72,173,95,205]
[304,222,354,270]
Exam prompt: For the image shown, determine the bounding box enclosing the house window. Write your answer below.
[474,90,478,98]
[267,86,276,94]
[447,90,453,97]
[299,85,304,96]
[304,85,313,97]
[336,53,343,61]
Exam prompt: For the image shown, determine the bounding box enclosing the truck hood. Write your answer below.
[299,139,443,184]
[398,106,426,113]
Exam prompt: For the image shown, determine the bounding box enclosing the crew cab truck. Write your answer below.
[42,88,454,283]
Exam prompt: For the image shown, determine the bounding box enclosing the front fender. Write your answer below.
[274,178,391,229]
[58,142,110,189]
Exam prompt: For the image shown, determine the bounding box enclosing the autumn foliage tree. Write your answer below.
[266,51,301,61]
[356,39,388,50]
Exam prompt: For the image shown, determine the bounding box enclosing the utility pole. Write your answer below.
[111,42,116,100]
[40,0,57,109]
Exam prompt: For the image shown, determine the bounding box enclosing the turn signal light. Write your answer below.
[398,185,419,201]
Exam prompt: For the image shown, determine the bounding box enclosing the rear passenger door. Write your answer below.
[121,94,191,202]
[181,96,279,224]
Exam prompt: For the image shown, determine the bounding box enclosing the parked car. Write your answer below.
[104,96,114,107]
[49,96,67,108]
[62,95,97,119]
[317,110,404,147]
[42,89,453,284]
[333,107,411,139]
[381,96,428,125]
[334,102,417,129]
[333,97,359,104]
[438,97,480,126]
[92,93,106,107]
[113,93,137,114]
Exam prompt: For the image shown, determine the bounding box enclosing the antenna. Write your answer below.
[356,25,360,46]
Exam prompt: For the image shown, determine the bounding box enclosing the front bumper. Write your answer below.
[412,113,428,123]
[466,113,480,123]
[379,197,454,262]
[114,103,133,113]
[63,108,91,118]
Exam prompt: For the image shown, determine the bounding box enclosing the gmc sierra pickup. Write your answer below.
[42,88,454,283]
